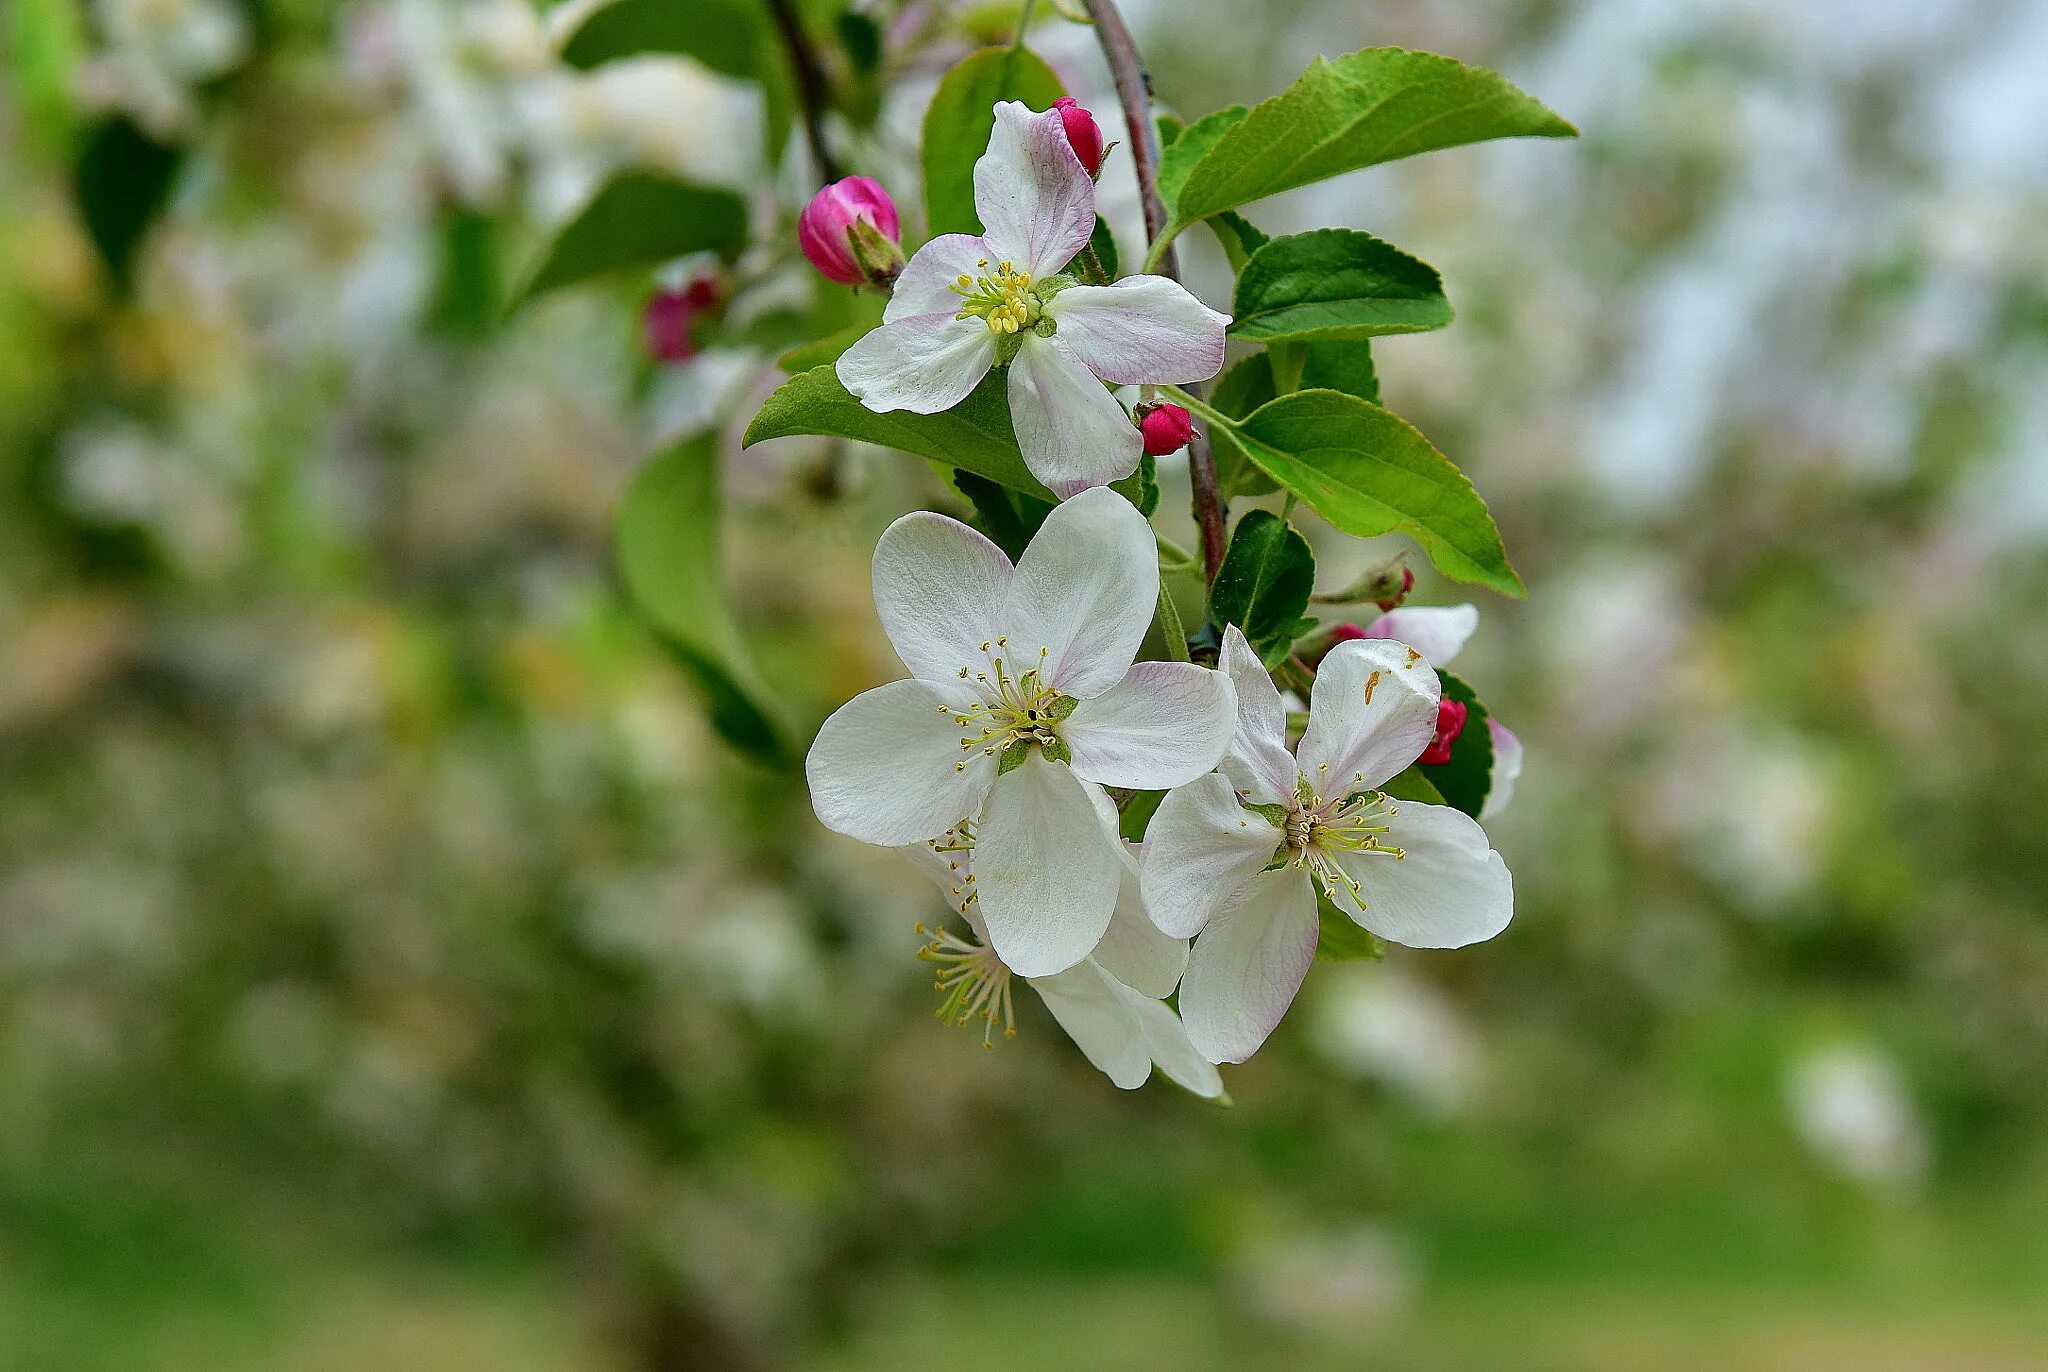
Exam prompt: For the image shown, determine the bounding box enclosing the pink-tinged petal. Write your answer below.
[1218,625,1298,806]
[1064,661,1237,790]
[1126,991,1225,1097]
[837,313,996,413]
[973,753,1121,977]
[1296,638,1440,794]
[883,233,991,322]
[1360,603,1479,666]
[806,678,995,845]
[1007,335,1143,497]
[974,101,1095,278]
[1030,958,1152,1088]
[871,510,1014,684]
[1178,867,1317,1065]
[1045,276,1230,384]
[1001,485,1155,699]
[1327,800,1512,949]
[1139,772,1284,939]
[1090,846,1187,998]
[1480,720,1522,821]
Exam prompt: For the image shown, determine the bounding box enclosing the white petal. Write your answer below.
[1064,661,1237,789]
[1480,720,1523,821]
[1045,276,1230,384]
[1126,991,1225,1097]
[806,678,994,845]
[871,510,1014,683]
[1296,638,1440,794]
[837,312,996,414]
[1329,800,1513,949]
[1178,867,1318,1064]
[1001,485,1155,699]
[1089,845,1187,997]
[884,233,990,322]
[1007,336,1143,497]
[1030,959,1151,1089]
[1362,604,1479,667]
[1218,625,1298,806]
[974,101,1095,278]
[1138,772,1284,939]
[972,753,1121,977]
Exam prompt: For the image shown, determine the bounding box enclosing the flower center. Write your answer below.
[936,638,1075,771]
[951,259,1044,336]
[1279,778,1406,907]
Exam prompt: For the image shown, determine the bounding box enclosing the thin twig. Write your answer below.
[1080,0,1227,582]
[763,0,842,183]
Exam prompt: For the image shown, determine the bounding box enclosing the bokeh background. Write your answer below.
[4,0,2047,1368]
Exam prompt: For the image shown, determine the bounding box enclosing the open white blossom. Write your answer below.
[807,488,1236,978]
[1141,626,1513,1064]
[836,102,1228,496]
[1356,602,1521,819]
[899,795,1221,1097]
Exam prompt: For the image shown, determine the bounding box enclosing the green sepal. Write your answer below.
[997,739,1031,774]
[1244,801,1291,829]
[1040,735,1072,765]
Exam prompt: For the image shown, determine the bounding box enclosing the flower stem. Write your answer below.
[763,0,842,183]
[1081,0,1227,584]
[1011,0,1039,49]
[1154,579,1191,662]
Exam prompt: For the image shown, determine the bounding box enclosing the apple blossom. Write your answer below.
[835,102,1229,497]
[806,488,1237,978]
[898,795,1221,1097]
[1141,626,1513,1064]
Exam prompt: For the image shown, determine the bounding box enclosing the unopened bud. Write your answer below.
[1052,97,1106,178]
[798,176,903,287]
[1418,698,1468,766]
[1136,402,1195,456]
[643,288,697,363]
[1312,553,1413,610]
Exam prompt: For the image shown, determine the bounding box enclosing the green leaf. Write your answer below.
[1205,388,1522,596]
[1169,48,1575,228]
[1209,510,1315,666]
[1086,214,1120,282]
[1207,210,1269,274]
[776,321,876,372]
[744,366,1052,499]
[1315,893,1385,962]
[74,116,182,292]
[1156,105,1247,212]
[1382,766,1447,805]
[559,0,759,77]
[1111,453,1159,517]
[952,468,1052,559]
[1117,789,1166,843]
[615,433,788,765]
[1419,669,1494,819]
[1209,343,1378,495]
[921,46,1067,239]
[1232,228,1451,343]
[516,175,747,306]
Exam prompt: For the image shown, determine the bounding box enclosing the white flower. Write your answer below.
[1141,626,1514,1064]
[806,488,1237,977]
[898,795,1221,1097]
[836,102,1229,497]
[1355,602,1521,820]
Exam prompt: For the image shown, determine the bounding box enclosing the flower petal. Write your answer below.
[1001,485,1155,699]
[974,101,1095,278]
[872,510,1014,683]
[1178,867,1318,1064]
[1218,625,1298,805]
[1089,841,1188,997]
[1480,720,1523,821]
[1064,661,1237,789]
[1007,336,1143,497]
[884,233,990,322]
[837,312,996,414]
[1030,959,1151,1088]
[972,752,1121,977]
[1139,772,1284,939]
[1362,603,1479,666]
[1045,275,1230,384]
[806,678,994,845]
[1126,991,1225,1097]
[1328,800,1513,949]
[1296,638,1440,794]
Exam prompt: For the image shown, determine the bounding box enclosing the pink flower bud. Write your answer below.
[643,288,698,363]
[1418,698,1468,766]
[1327,622,1370,644]
[797,177,902,286]
[1053,97,1105,177]
[1137,402,1195,455]
[1375,565,1416,613]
